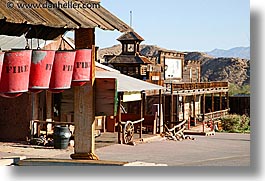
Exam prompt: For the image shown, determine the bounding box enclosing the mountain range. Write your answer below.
[206,47,250,59]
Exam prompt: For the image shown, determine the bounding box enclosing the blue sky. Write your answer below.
[93,0,250,52]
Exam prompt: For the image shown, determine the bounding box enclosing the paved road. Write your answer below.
[96,133,250,166]
[0,133,250,166]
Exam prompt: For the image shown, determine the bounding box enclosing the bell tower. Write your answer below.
[117,31,144,55]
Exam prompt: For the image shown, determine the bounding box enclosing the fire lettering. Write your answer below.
[6,65,29,73]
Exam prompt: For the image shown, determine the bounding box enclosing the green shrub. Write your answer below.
[220,114,250,133]
[229,83,250,96]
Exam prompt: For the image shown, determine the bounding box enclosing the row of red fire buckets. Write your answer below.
[0,49,92,98]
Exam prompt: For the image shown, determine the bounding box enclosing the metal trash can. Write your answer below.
[53,126,71,149]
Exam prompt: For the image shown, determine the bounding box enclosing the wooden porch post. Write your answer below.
[176,95,179,122]
[46,91,53,136]
[219,92,223,111]
[226,91,229,110]
[163,93,166,132]
[31,93,39,138]
[211,93,214,112]
[170,83,174,128]
[140,91,146,138]
[159,89,163,134]
[182,96,186,121]
[71,28,98,160]
[117,92,123,144]
[202,94,206,121]
[193,94,196,126]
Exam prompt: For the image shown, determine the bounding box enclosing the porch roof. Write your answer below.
[95,70,164,94]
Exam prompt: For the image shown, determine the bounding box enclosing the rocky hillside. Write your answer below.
[98,45,250,86]
[183,52,250,86]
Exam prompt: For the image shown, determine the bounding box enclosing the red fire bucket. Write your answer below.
[49,50,76,93]
[0,50,32,98]
[0,52,4,80]
[72,49,92,86]
[29,50,55,93]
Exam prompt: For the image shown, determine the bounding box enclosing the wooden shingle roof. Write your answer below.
[0,0,132,39]
[108,54,152,64]
[117,31,144,42]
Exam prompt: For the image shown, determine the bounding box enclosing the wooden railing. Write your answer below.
[165,81,228,92]
[196,109,229,132]
[203,109,229,121]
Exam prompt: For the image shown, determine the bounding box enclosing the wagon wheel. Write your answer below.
[123,121,134,144]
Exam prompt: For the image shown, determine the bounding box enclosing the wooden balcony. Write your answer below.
[164,81,229,95]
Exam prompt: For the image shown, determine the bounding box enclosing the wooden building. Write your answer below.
[160,51,229,132]
[104,31,229,133]
[0,0,133,159]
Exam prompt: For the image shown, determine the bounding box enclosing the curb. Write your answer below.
[17,158,168,166]
[0,156,27,166]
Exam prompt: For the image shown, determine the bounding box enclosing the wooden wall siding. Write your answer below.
[204,96,228,113]
[182,61,201,82]
[145,96,160,115]
[95,78,117,116]
[60,78,118,122]
[229,96,250,116]
[205,96,250,116]
[181,96,200,121]
[164,95,201,124]
[0,93,31,141]
[60,88,74,122]
[147,72,163,86]
[75,28,95,49]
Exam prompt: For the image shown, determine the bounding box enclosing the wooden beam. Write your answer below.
[159,89,163,134]
[226,92,229,110]
[170,83,174,128]
[163,94,166,131]
[31,93,39,138]
[75,28,95,49]
[182,96,186,121]
[71,28,98,160]
[46,91,53,136]
[117,92,122,144]
[211,93,214,112]
[202,94,206,121]
[219,92,223,111]
[193,94,196,126]
[140,91,146,138]
[175,95,179,122]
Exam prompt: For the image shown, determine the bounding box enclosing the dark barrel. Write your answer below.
[53,126,71,149]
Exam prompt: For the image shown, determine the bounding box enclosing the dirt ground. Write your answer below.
[0,132,156,159]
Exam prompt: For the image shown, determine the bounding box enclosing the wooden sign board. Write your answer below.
[95,78,117,116]
[123,91,141,102]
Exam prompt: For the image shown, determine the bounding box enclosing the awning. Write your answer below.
[95,71,164,96]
